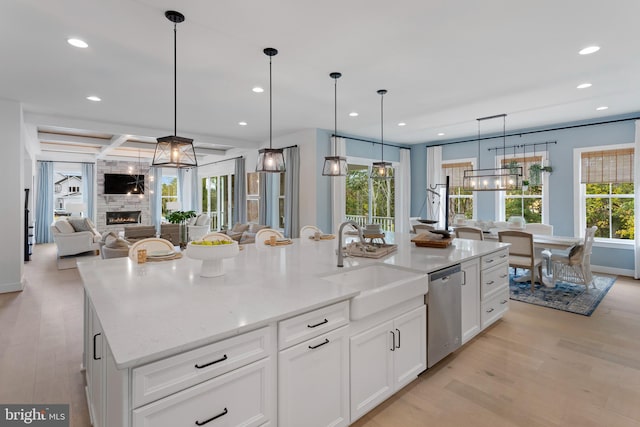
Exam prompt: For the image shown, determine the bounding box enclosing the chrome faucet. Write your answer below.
[337,221,364,267]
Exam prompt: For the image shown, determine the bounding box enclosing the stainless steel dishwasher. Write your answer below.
[426,264,463,368]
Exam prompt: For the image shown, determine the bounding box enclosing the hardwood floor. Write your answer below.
[1,243,639,427]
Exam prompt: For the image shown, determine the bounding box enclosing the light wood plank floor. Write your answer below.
[1,244,639,427]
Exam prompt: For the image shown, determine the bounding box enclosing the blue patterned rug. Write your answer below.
[509,274,615,316]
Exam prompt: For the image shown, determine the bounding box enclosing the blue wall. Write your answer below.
[410,113,638,272]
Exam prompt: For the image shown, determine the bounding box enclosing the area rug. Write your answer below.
[509,274,615,316]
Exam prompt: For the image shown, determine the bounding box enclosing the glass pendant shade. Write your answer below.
[152,10,198,169]
[370,161,394,179]
[256,148,285,173]
[153,135,198,168]
[322,156,348,176]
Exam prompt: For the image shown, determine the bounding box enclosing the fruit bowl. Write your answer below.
[186,240,239,277]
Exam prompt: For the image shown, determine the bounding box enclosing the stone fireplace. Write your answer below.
[106,211,142,225]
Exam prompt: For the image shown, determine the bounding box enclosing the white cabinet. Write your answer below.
[86,301,104,427]
[350,304,426,422]
[460,258,480,344]
[278,302,350,427]
[480,249,509,330]
[278,326,350,427]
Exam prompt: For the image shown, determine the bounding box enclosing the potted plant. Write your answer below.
[507,160,520,175]
[166,210,196,248]
[522,180,529,192]
[529,164,542,186]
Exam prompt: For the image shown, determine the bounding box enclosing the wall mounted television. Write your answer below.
[103,173,145,195]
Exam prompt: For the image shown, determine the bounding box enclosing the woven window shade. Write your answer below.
[500,155,542,180]
[581,148,634,183]
[443,162,472,190]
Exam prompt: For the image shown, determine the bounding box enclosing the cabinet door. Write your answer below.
[461,258,480,344]
[278,326,349,427]
[87,304,104,427]
[350,320,394,423]
[393,305,426,388]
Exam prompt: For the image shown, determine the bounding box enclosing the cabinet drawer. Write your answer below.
[133,358,272,427]
[481,249,509,270]
[481,288,509,329]
[132,326,272,407]
[278,301,349,350]
[480,262,509,300]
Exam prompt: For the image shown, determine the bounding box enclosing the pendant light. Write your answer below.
[322,72,347,176]
[461,113,521,191]
[256,48,285,173]
[152,10,198,169]
[371,89,393,179]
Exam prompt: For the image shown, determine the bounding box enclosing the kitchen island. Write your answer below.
[79,233,509,427]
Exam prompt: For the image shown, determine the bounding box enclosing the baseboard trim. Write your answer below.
[591,264,635,278]
[0,280,24,293]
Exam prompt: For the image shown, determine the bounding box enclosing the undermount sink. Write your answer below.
[319,263,427,320]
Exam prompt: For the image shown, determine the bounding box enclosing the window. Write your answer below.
[442,161,474,220]
[278,173,285,229]
[246,172,260,224]
[578,146,634,241]
[497,153,548,223]
[201,173,235,230]
[345,162,395,231]
[161,175,178,218]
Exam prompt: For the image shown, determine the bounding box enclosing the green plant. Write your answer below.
[507,160,520,175]
[541,165,553,173]
[529,164,542,185]
[166,210,196,244]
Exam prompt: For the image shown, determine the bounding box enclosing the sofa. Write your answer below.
[187,213,211,241]
[123,225,157,243]
[221,223,269,244]
[160,223,181,245]
[51,218,102,257]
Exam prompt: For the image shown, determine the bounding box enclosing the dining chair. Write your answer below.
[128,238,175,260]
[300,225,321,240]
[543,226,597,290]
[454,226,484,240]
[524,223,554,235]
[255,228,284,246]
[413,224,435,234]
[498,230,543,292]
[202,232,234,242]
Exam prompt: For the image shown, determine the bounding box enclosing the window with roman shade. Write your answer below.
[442,161,473,219]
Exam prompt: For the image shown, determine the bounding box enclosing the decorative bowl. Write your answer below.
[186,240,239,277]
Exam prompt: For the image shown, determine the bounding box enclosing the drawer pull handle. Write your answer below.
[307,318,328,328]
[486,308,495,313]
[390,331,396,351]
[500,274,508,279]
[195,407,228,426]
[195,354,228,369]
[308,338,329,349]
[501,300,508,304]
[500,254,508,258]
[396,328,401,349]
[486,259,494,263]
[93,333,101,361]
[486,280,494,285]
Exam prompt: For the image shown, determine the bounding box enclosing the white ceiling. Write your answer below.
[4,0,640,161]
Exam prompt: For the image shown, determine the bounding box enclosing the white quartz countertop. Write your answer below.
[78,233,508,369]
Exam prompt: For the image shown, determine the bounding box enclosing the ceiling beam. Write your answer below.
[38,132,113,146]
[97,134,129,159]
[24,112,260,150]
[120,140,227,157]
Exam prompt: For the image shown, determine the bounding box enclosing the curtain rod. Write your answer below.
[197,156,243,167]
[332,134,411,150]
[487,141,557,152]
[281,144,298,150]
[37,160,95,165]
[427,116,640,147]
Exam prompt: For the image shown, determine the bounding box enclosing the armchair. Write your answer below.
[187,214,211,241]
[51,218,101,257]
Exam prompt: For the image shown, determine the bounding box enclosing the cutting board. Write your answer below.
[411,234,454,248]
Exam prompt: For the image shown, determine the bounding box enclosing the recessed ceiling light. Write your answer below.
[437,132,445,136]
[577,83,592,89]
[596,106,608,111]
[238,121,248,126]
[252,87,264,93]
[398,122,406,127]
[86,95,101,102]
[67,38,88,48]
[579,46,600,55]
[349,112,358,117]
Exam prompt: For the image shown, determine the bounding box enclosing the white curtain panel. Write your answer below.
[634,120,640,279]
[331,137,347,234]
[395,149,412,233]
[426,146,444,229]
[150,167,163,233]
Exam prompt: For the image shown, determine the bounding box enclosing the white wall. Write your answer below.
[0,98,25,293]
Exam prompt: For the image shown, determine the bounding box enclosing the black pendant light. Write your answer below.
[371,89,393,179]
[152,10,198,169]
[256,48,285,173]
[322,72,347,176]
